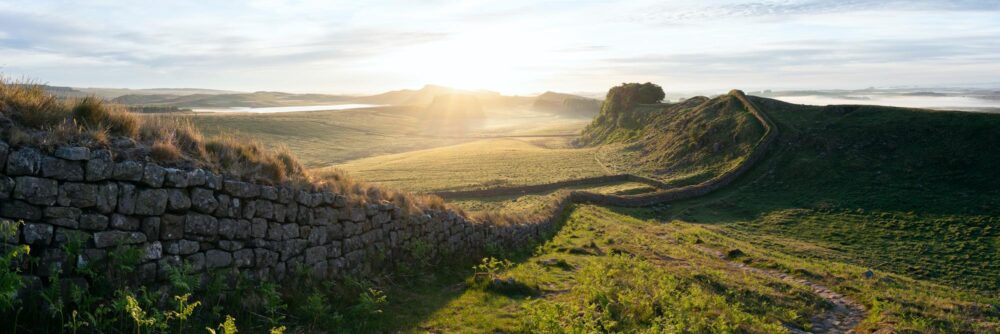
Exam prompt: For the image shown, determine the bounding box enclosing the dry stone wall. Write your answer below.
[0,141,557,287]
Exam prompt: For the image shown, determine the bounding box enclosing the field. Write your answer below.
[447,181,656,215]
[329,137,610,193]
[154,107,587,168]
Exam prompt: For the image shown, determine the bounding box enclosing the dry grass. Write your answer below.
[0,78,462,217]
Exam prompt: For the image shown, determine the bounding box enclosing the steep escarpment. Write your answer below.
[583,84,766,186]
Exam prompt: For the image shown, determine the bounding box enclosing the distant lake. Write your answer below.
[192,104,381,113]
[773,95,999,112]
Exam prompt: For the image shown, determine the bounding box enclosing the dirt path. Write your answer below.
[697,246,867,334]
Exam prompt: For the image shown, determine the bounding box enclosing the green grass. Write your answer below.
[448,181,656,215]
[331,137,611,193]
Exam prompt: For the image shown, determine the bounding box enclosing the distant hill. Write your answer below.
[353,84,532,109]
[111,91,352,108]
[531,91,601,118]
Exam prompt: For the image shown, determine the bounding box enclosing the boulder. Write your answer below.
[217,219,239,240]
[112,161,144,181]
[54,147,90,161]
[95,183,118,213]
[85,149,113,181]
[6,148,43,176]
[41,156,84,181]
[143,241,163,260]
[13,176,58,205]
[134,189,168,215]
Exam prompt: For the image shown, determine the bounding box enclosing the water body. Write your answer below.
[192,104,381,113]
[774,95,1000,112]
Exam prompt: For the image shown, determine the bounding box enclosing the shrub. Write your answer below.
[151,140,182,162]
[0,79,70,128]
[72,97,141,138]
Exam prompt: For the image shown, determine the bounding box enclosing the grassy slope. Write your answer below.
[591,95,766,186]
[332,137,610,193]
[376,205,997,333]
[644,96,1000,292]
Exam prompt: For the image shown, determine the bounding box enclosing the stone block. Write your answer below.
[110,214,139,230]
[6,148,42,176]
[141,163,166,187]
[205,250,232,269]
[85,149,113,181]
[165,240,199,255]
[218,240,244,251]
[96,182,118,213]
[166,188,191,211]
[260,186,278,201]
[22,223,53,245]
[1,200,41,220]
[117,183,137,214]
[141,217,160,241]
[186,252,205,271]
[305,245,327,264]
[164,168,189,187]
[41,156,84,181]
[190,188,218,213]
[134,189,168,215]
[184,213,218,237]
[160,214,185,240]
[223,180,259,198]
[254,248,278,267]
[217,218,239,240]
[54,147,90,161]
[13,176,58,205]
[250,218,268,239]
[187,169,208,187]
[143,241,163,260]
[233,249,253,268]
[93,230,145,248]
[282,223,299,239]
[0,176,13,199]
[57,182,98,208]
[112,161,144,181]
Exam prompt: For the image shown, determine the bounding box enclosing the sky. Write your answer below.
[1,0,999,95]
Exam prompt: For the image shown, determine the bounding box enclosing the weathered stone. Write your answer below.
[112,161,144,181]
[205,250,233,269]
[143,241,163,260]
[218,219,239,240]
[0,175,13,199]
[22,223,53,245]
[223,180,259,198]
[218,240,244,251]
[282,223,300,239]
[6,148,43,176]
[58,183,98,208]
[254,248,278,267]
[266,222,283,241]
[187,169,208,187]
[260,186,278,201]
[41,156,84,181]
[134,189,168,215]
[47,216,78,228]
[234,219,251,240]
[93,231,146,248]
[184,213,218,237]
[251,218,268,239]
[54,146,90,161]
[43,207,80,220]
[205,172,222,190]
[142,164,166,187]
[160,214,185,240]
[166,189,191,211]
[1,200,41,220]
[213,193,231,216]
[277,186,293,204]
[85,149,113,181]
[233,249,254,268]
[255,200,274,219]
[328,241,342,259]
[190,188,218,213]
[110,214,140,230]
[241,199,256,219]
[186,252,205,271]
[280,239,308,261]
[0,141,7,173]
[163,168,189,187]
[13,176,58,205]
[165,240,199,255]
[273,203,286,223]
[141,217,160,241]
[95,182,118,213]
[307,226,328,246]
[296,205,313,225]
[305,246,327,264]
[117,183,137,214]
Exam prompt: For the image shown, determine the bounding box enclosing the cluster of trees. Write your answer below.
[582,82,665,144]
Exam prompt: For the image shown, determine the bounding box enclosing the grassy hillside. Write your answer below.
[330,137,609,193]
[639,96,1000,293]
[112,91,352,108]
[587,93,766,187]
